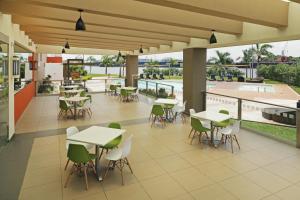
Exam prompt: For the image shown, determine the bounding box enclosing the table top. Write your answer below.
[63,89,84,93]
[191,111,231,122]
[63,96,89,102]
[62,85,79,89]
[122,87,136,90]
[110,83,122,86]
[67,126,125,146]
[155,98,178,105]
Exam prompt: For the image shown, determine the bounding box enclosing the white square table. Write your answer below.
[191,111,231,146]
[67,126,125,181]
[154,98,178,105]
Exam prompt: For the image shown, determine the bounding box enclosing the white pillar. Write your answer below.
[125,55,138,87]
[183,48,207,113]
[8,39,15,140]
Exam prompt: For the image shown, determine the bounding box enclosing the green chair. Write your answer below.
[110,85,117,95]
[80,91,86,97]
[120,89,128,102]
[190,117,210,144]
[64,144,96,190]
[99,122,123,159]
[58,100,73,119]
[213,109,230,133]
[150,104,166,127]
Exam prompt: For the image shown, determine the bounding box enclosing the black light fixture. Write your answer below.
[139,45,143,54]
[209,30,217,44]
[116,50,122,62]
[62,48,66,54]
[65,39,70,49]
[75,9,86,31]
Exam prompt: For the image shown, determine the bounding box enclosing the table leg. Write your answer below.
[74,103,77,120]
[210,121,214,144]
[95,145,103,181]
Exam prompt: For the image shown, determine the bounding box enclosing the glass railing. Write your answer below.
[206,92,297,145]
[137,79,174,98]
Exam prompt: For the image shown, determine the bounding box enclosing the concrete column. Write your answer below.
[183,48,207,113]
[125,55,138,87]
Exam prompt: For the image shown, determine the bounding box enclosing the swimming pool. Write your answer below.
[238,84,275,93]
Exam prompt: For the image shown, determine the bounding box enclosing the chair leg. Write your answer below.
[99,148,104,160]
[104,160,112,178]
[83,166,88,190]
[230,135,234,153]
[64,159,70,170]
[64,164,75,188]
[190,130,196,144]
[125,158,133,174]
[234,135,241,149]
[188,128,194,138]
[151,116,157,127]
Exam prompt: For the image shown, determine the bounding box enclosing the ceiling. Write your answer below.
[0,0,294,54]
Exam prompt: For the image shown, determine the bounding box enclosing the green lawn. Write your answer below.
[242,121,296,143]
[82,74,122,80]
[264,79,300,95]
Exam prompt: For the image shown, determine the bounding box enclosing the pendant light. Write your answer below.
[209,30,217,44]
[62,48,66,54]
[116,51,122,62]
[139,45,143,54]
[75,9,86,31]
[65,39,70,49]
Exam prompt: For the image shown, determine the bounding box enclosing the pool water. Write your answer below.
[238,84,275,93]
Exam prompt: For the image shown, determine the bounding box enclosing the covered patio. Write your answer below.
[1,0,300,200]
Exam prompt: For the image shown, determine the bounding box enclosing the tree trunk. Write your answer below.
[105,66,108,75]
[119,66,121,78]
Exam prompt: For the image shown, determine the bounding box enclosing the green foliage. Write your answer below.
[207,66,244,77]
[38,75,54,93]
[101,55,115,74]
[157,88,168,98]
[143,67,182,76]
[208,51,234,65]
[70,65,87,76]
[257,64,300,86]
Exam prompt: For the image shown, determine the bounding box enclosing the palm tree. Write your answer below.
[101,55,114,75]
[168,58,178,78]
[208,50,233,65]
[86,56,97,74]
[113,55,126,78]
[253,43,273,65]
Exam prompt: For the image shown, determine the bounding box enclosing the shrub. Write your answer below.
[257,64,300,86]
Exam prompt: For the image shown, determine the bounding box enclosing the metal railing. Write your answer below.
[204,91,300,146]
[137,79,174,98]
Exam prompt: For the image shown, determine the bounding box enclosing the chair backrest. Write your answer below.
[231,120,241,135]
[66,126,79,137]
[80,91,86,97]
[59,100,69,110]
[67,144,91,163]
[151,104,164,116]
[183,101,187,110]
[219,109,230,123]
[120,89,127,96]
[191,117,205,132]
[108,122,121,129]
[121,135,133,158]
[189,108,196,115]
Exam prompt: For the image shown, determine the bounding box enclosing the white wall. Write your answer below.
[45,63,63,80]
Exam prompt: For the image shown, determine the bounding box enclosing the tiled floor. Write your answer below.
[14,94,300,199]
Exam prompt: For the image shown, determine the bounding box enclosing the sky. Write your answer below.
[54,39,300,62]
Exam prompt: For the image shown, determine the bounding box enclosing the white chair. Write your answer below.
[104,135,134,185]
[219,120,241,153]
[130,89,139,101]
[64,126,93,170]
[174,101,186,122]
